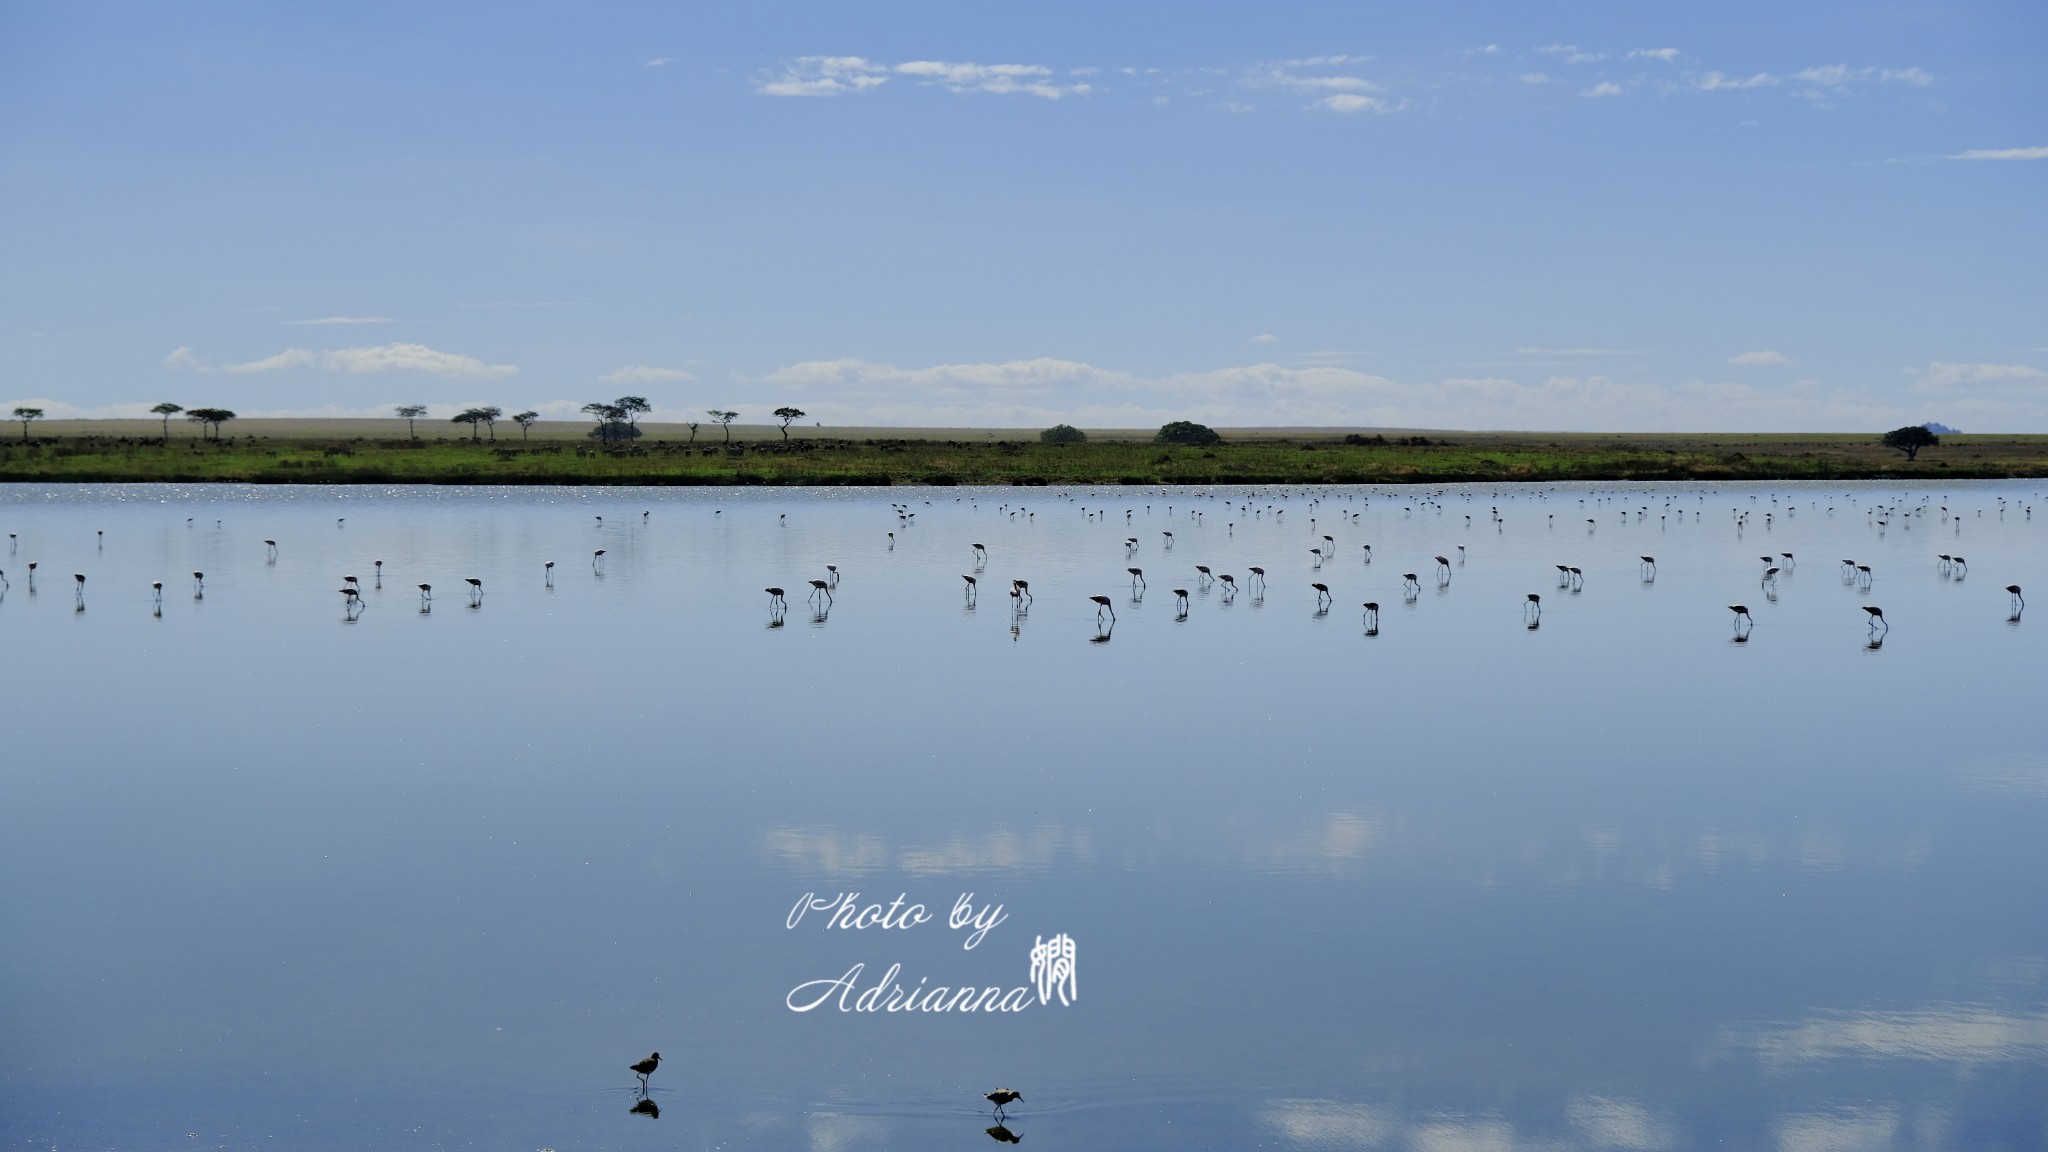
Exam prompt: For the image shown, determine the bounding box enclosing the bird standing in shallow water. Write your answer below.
[630,1052,660,1091]
[985,1089,1022,1119]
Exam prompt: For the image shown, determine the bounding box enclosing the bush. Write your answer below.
[1040,424,1088,444]
[1155,420,1221,446]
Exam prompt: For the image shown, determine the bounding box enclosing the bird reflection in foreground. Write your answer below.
[985,1123,1021,1142]
[630,1096,659,1119]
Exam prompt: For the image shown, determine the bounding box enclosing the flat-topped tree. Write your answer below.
[1881,425,1939,462]
[513,411,538,440]
[452,408,486,441]
[708,409,739,444]
[395,404,427,439]
[615,396,651,433]
[476,405,503,441]
[582,401,627,442]
[185,407,234,440]
[150,403,183,441]
[11,406,43,441]
[773,407,806,441]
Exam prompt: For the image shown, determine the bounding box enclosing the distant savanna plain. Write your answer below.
[4,416,2042,486]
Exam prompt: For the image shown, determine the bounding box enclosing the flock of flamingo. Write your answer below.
[0,488,2032,646]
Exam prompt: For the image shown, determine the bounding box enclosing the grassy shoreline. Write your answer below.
[3,424,2043,486]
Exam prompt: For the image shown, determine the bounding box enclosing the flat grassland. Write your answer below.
[3,420,2042,485]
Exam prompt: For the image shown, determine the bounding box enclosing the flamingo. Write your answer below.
[826,564,839,585]
[1194,565,1212,584]
[1090,595,1115,622]
[962,575,978,602]
[152,581,162,601]
[1525,593,1541,620]
[1173,588,1189,612]
[418,583,432,601]
[1402,572,1420,593]
[1639,556,1656,578]
[972,543,988,563]
[1011,579,1032,603]
[1729,604,1752,625]
[465,578,483,602]
[1128,567,1146,589]
[1248,566,1266,588]
[808,579,832,604]
[2006,584,2024,609]
[766,587,786,607]
[1362,601,1379,628]
[1862,606,1886,630]
[1311,582,1331,605]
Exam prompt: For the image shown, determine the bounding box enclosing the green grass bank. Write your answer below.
[3,426,2044,486]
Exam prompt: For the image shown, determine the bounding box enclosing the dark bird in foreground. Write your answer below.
[985,1088,1022,1118]
[631,1052,660,1089]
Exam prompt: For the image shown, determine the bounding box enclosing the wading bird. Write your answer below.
[2006,584,2023,610]
[808,579,832,604]
[418,583,432,601]
[1639,556,1656,578]
[1362,601,1379,629]
[631,1052,660,1090]
[1011,578,1031,603]
[465,578,483,602]
[766,587,786,607]
[962,574,978,602]
[1128,567,1145,589]
[985,1089,1022,1120]
[1090,595,1114,622]
[1173,588,1189,612]
[1525,593,1541,620]
[1311,582,1331,605]
[1863,605,1887,631]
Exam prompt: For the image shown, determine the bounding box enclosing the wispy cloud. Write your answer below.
[170,342,519,378]
[1913,361,2048,390]
[323,343,517,378]
[1581,82,1623,98]
[1695,71,1778,91]
[1249,333,1278,344]
[1519,72,1551,84]
[895,60,1089,99]
[1731,350,1792,366]
[284,316,394,326]
[1315,93,1393,114]
[1536,44,1605,64]
[599,365,696,385]
[224,349,315,374]
[1795,64,1933,89]
[644,57,672,68]
[1628,48,1681,62]
[1513,347,1647,356]
[755,56,889,98]
[1949,145,2048,161]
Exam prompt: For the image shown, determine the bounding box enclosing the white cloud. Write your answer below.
[1581,82,1623,98]
[1628,48,1680,62]
[1774,1110,1898,1152]
[1731,350,1792,366]
[1537,44,1605,64]
[1250,333,1279,343]
[644,57,672,68]
[1950,145,2048,161]
[321,343,518,378]
[1794,64,1934,89]
[599,365,696,385]
[1471,44,1500,56]
[894,60,1089,99]
[1914,361,2048,390]
[223,349,316,374]
[164,346,208,371]
[284,316,394,325]
[1739,1007,2048,1066]
[1696,71,1779,91]
[1519,72,1551,84]
[1316,93,1390,113]
[756,56,889,97]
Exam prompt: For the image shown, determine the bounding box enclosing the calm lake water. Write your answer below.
[1,481,2043,1151]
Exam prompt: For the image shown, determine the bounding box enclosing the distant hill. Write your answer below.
[1924,422,1960,434]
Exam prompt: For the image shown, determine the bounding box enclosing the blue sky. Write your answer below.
[3,1,2043,430]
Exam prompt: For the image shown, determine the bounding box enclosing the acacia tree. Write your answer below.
[452,408,485,441]
[395,404,427,439]
[686,421,700,444]
[773,406,806,441]
[11,406,43,441]
[476,405,503,441]
[513,410,539,440]
[185,407,235,440]
[708,409,739,444]
[1881,425,1939,462]
[151,402,183,441]
[582,401,627,443]
[615,396,651,434]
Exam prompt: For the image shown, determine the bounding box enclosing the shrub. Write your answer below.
[1155,420,1221,446]
[1040,424,1088,444]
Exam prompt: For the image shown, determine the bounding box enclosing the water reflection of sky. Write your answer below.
[0,481,2043,1150]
